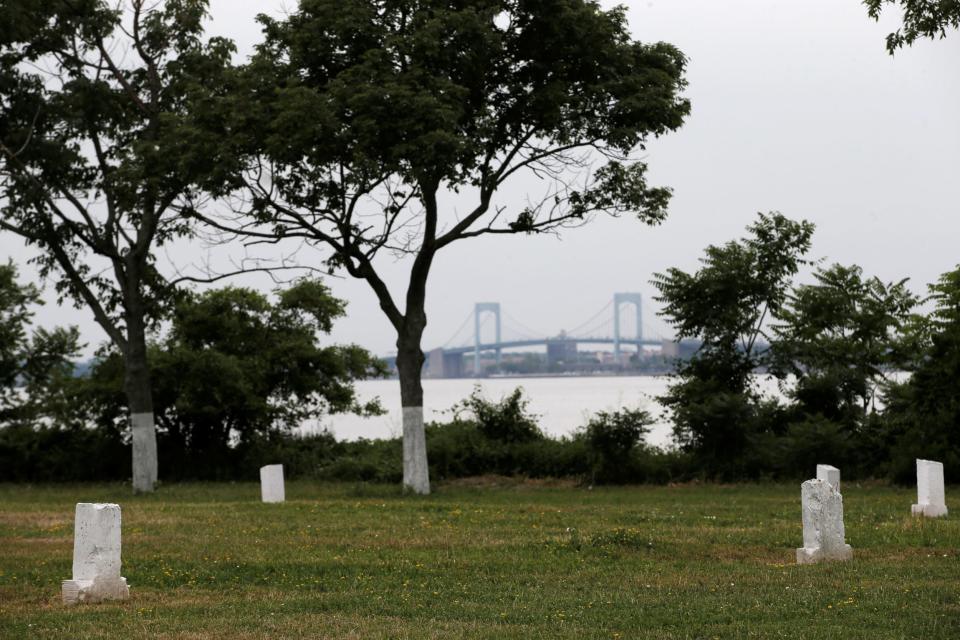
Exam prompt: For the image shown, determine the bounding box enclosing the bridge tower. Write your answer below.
[474,302,502,375]
[613,293,643,365]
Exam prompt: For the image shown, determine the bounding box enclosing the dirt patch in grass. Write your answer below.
[0,512,71,530]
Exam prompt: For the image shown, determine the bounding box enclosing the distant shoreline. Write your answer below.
[375,370,674,382]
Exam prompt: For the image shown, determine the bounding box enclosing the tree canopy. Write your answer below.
[864,0,960,51]
[200,0,691,494]
[882,266,960,481]
[652,213,814,475]
[73,280,385,475]
[771,264,917,425]
[0,0,235,490]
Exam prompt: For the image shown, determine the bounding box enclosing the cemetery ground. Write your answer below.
[1,481,958,639]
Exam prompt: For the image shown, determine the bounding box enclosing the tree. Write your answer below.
[864,0,960,52]
[0,261,81,428]
[652,213,814,476]
[201,0,690,493]
[882,266,960,481]
[74,280,385,476]
[0,1,233,491]
[771,264,917,427]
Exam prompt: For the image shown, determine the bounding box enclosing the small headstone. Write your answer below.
[62,503,130,604]
[260,464,285,503]
[912,459,948,518]
[797,479,853,564]
[816,464,841,492]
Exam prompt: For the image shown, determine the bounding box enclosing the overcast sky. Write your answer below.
[3,0,958,357]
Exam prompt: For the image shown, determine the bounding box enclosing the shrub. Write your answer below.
[452,386,543,443]
[581,408,654,484]
[0,424,128,482]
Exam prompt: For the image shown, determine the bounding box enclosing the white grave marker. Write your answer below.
[816,464,840,492]
[796,479,853,564]
[912,459,948,518]
[62,503,130,604]
[260,464,285,503]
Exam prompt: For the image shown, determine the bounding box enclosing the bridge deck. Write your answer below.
[441,337,662,355]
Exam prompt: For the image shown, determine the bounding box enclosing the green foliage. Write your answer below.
[767,415,856,478]
[68,280,385,478]
[652,217,930,480]
[452,385,543,443]
[0,400,686,484]
[200,0,692,489]
[771,264,917,432]
[865,0,960,52]
[0,262,80,428]
[0,423,127,482]
[654,213,815,349]
[581,408,652,484]
[652,213,814,476]
[881,265,960,482]
[0,0,234,324]
[242,0,689,199]
[426,419,588,481]
[431,387,581,479]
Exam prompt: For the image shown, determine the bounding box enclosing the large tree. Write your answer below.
[0,1,232,491]
[74,280,385,476]
[202,0,690,494]
[865,0,960,52]
[882,266,960,481]
[652,213,814,476]
[770,264,917,427]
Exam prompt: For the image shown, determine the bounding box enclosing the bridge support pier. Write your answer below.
[613,293,643,365]
[474,303,501,376]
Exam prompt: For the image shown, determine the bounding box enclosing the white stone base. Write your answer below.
[62,577,129,604]
[796,544,853,565]
[912,503,948,518]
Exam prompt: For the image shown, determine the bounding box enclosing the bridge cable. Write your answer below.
[501,311,547,340]
[442,310,476,349]
[500,319,539,342]
[566,300,614,338]
[576,317,615,340]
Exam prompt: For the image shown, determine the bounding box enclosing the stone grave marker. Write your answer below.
[816,464,840,492]
[912,459,948,518]
[62,503,130,604]
[260,464,285,503]
[797,479,853,564]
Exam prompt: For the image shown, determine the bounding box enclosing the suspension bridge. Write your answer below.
[414,293,686,378]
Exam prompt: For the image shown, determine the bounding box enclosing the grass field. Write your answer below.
[1,480,958,639]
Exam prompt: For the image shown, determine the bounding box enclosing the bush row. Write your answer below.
[0,395,686,484]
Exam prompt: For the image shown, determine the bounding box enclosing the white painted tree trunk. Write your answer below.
[402,406,430,494]
[131,412,158,493]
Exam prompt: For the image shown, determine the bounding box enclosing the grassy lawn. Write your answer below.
[0,480,958,639]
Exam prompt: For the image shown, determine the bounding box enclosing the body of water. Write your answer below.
[302,376,678,447]
[302,375,791,448]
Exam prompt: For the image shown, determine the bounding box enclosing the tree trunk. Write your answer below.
[123,301,157,493]
[396,325,430,495]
